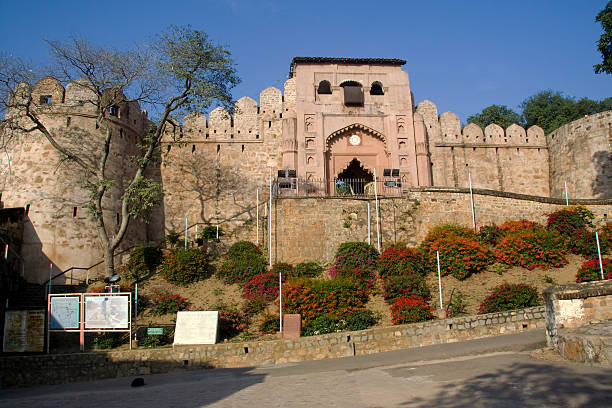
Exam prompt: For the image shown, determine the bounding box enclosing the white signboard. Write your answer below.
[173,311,219,345]
[50,296,80,329]
[85,295,129,329]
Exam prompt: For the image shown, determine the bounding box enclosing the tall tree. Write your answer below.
[0,26,240,277]
[594,1,612,74]
[466,104,523,129]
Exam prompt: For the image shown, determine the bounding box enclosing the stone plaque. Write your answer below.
[3,309,45,352]
[173,311,219,345]
[283,314,301,339]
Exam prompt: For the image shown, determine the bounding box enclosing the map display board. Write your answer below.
[84,295,129,329]
[50,296,80,329]
[3,310,45,352]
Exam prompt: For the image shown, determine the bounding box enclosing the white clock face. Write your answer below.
[349,135,361,146]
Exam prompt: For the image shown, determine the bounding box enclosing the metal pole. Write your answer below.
[596,232,604,280]
[185,216,188,250]
[134,283,138,346]
[256,189,259,244]
[195,224,198,244]
[4,244,7,259]
[468,171,476,233]
[564,181,569,206]
[367,201,371,245]
[373,168,381,252]
[279,270,283,334]
[269,168,273,268]
[216,225,219,240]
[48,263,53,296]
[436,251,443,310]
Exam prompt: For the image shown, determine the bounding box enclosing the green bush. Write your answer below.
[93,332,123,349]
[301,310,379,336]
[199,225,224,240]
[123,245,162,283]
[494,229,567,270]
[381,274,431,303]
[331,241,380,272]
[149,291,190,315]
[390,297,435,325]
[422,224,475,242]
[270,262,295,277]
[294,262,323,278]
[478,283,540,314]
[139,335,171,348]
[344,309,379,331]
[477,224,503,247]
[547,206,594,236]
[259,312,280,334]
[160,248,211,285]
[377,247,426,278]
[218,241,267,284]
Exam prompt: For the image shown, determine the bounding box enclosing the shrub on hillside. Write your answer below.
[381,274,431,303]
[576,258,612,282]
[420,230,492,280]
[499,220,543,235]
[477,224,503,247]
[150,291,190,315]
[422,224,475,243]
[600,222,612,247]
[282,278,369,327]
[259,312,280,334]
[122,245,163,283]
[218,241,267,284]
[547,206,594,236]
[270,262,295,278]
[294,261,323,278]
[478,283,540,314]
[377,247,426,278]
[494,229,567,270]
[160,248,211,285]
[301,309,380,336]
[218,308,249,339]
[390,297,435,325]
[241,271,287,302]
[329,242,379,290]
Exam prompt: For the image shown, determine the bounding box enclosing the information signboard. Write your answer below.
[50,296,80,329]
[3,310,45,352]
[84,295,129,329]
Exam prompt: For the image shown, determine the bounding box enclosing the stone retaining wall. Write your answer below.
[0,306,544,388]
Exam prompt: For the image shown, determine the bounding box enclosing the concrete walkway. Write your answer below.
[1,330,610,407]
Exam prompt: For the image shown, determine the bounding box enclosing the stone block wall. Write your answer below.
[542,280,612,347]
[272,188,612,264]
[0,306,545,388]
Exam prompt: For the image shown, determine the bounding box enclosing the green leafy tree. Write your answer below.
[0,26,240,277]
[595,1,612,74]
[466,104,523,129]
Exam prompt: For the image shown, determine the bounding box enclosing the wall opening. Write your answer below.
[25,204,30,215]
[192,144,196,153]
[66,117,71,127]
[317,80,332,95]
[39,95,52,104]
[73,207,77,217]
[217,144,220,153]
[370,81,384,95]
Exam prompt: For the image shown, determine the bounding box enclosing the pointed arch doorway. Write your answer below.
[336,158,373,195]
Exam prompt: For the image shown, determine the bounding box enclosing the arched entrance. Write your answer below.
[326,123,389,195]
[336,158,373,195]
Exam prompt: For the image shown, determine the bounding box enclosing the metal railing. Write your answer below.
[274,177,404,198]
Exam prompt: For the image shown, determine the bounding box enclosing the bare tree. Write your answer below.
[0,26,240,277]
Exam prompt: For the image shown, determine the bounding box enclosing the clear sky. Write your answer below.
[0,0,610,123]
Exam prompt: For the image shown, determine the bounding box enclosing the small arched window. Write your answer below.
[317,80,332,94]
[370,82,384,95]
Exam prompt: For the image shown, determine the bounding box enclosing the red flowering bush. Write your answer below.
[241,271,287,302]
[160,248,211,285]
[149,291,190,315]
[477,224,503,247]
[270,262,295,278]
[499,220,543,235]
[329,242,379,290]
[382,274,431,303]
[478,283,540,314]
[422,224,475,243]
[259,312,280,334]
[494,229,567,270]
[281,278,369,327]
[218,241,267,284]
[390,297,435,325]
[600,222,612,246]
[218,309,249,339]
[377,247,426,278]
[576,258,612,282]
[421,233,492,280]
[547,206,594,236]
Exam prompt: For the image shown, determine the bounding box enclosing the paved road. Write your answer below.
[1,330,610,407]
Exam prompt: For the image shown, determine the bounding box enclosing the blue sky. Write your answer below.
[0,0,610,122]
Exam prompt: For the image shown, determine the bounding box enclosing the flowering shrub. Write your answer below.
[420,234,492,280]
[301,310,379,336]
[377,247,426,278]
[381,274,430,303]
[218,309,249,339]
[282,278,369,327]
[330,241,380,272]
[567,228,601,257]
[294,262,323,278]
[422,224,475,244]
[259,312,280,334]
[122,245,162,282]
[494,229,567,270]
[478,283,540,314]
[270,262,295,278]
[150,291,190,315]
[160,248,211,285]
[241,271,287,302]
[477,224,503,247]
[218,241,267,284]
[242,297,268,317]
[576,258,612,282]
[600,222,612,246]
[499,220,543,235]
[547,206,594,236]
[390,297,435,325]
